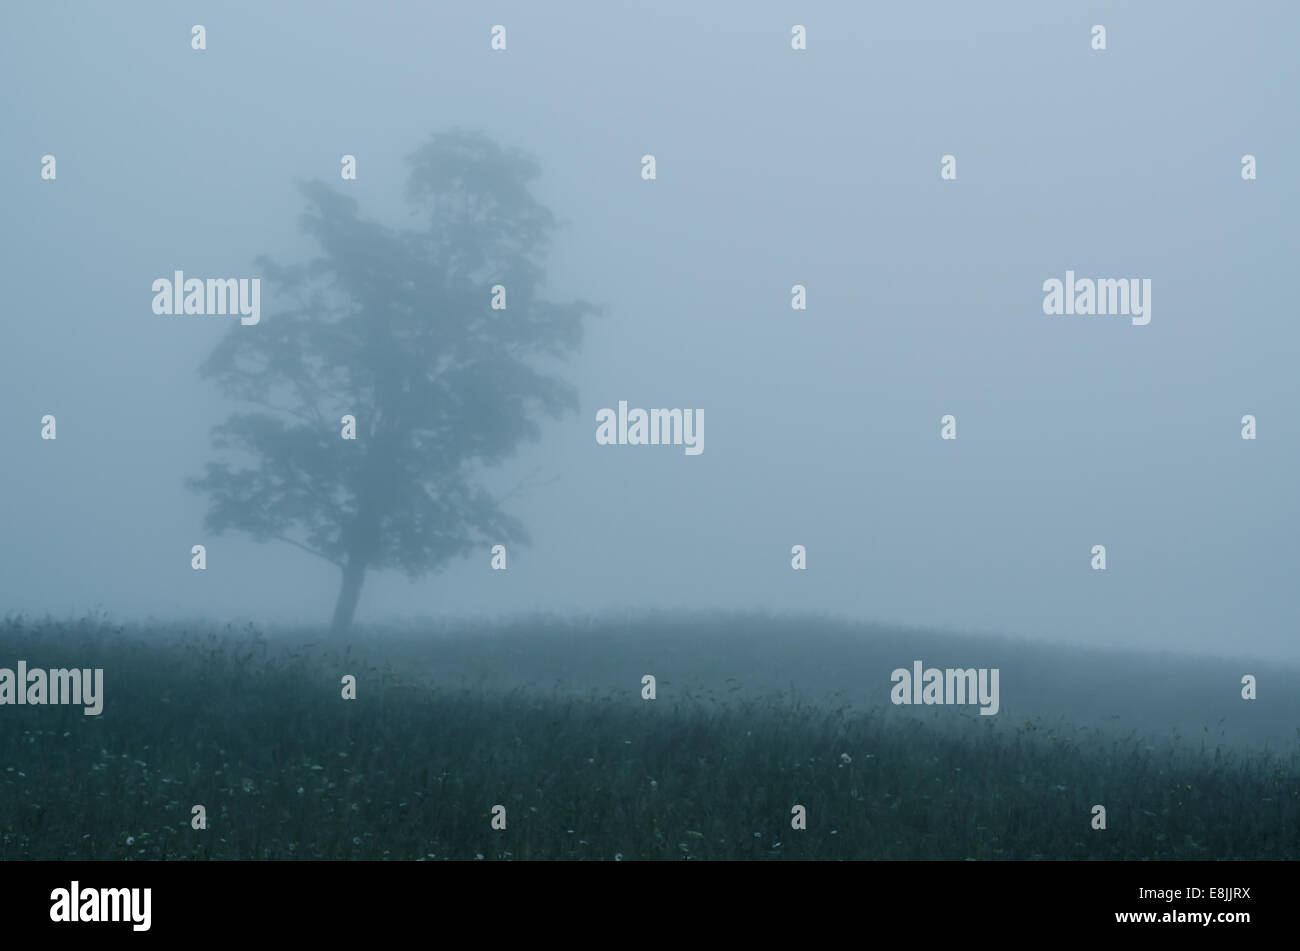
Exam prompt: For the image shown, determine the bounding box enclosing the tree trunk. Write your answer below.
[330,558,367,638]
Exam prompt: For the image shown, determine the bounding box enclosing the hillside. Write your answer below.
[1,613,1296,860]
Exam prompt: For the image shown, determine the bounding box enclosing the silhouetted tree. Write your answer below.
[188,130,594,636]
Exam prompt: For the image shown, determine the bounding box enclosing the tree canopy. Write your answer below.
[187,130,596,634]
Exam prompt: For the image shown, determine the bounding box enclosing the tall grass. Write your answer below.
[1,614,1296,860]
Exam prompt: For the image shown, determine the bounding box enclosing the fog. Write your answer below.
[2,1,1296,663]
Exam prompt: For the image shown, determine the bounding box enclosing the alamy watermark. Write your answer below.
[0,662,103,715]
[50,882,150,931]
[890,660,999,715]
[152,271,260,325]
[595,401,703,455]
[1042,270,1151,325]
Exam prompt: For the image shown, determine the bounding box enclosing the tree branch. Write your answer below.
[497,466,560,504]
[270,533,342,569]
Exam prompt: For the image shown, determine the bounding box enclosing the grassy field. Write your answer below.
[1,612,1297,860]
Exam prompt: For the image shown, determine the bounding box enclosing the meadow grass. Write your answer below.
[1,613,1296,860]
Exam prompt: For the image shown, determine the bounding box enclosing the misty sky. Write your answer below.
[2,2,1296,660]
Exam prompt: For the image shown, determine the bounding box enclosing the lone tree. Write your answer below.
[188,130,594,636]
